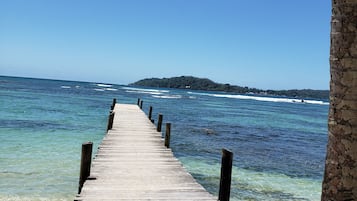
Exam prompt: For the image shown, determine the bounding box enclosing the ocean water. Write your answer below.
[0,76,328,201]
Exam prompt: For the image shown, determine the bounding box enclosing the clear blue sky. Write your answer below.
[0,0,331,90]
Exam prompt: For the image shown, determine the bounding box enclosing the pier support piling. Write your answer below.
[157,113,163,132]
[148,106,153,120]
[165,123,171,148]
[107,111,115,131]
[218,149,233,201]
[140,100,143,109]
[111,98,116,110]
[78,142,93,194]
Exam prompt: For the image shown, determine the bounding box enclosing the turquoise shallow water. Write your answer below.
[0,76,328,200]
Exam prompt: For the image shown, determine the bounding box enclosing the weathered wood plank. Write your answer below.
[75,103,216,201]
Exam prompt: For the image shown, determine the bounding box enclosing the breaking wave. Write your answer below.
[187,92,329,105]
[152,95,182,99]
[96,83,112,88]
[122,87,169,95]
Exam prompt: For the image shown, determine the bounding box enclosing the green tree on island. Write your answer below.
[321,0,357,200]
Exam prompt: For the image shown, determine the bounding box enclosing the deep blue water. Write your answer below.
[0,76,328,200]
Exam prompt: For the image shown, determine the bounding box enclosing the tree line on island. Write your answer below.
[129,76,329,100]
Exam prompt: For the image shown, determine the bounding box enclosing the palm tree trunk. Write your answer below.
[321,0,357,200]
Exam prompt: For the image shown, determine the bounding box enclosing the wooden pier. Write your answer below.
[75,103,217,201]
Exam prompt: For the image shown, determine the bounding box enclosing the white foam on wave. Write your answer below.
[188,92,329,105]
[126,90,163,95]
[105,88,118,91]
[122,86,169,93]
[96,83,112,88]
[123,86,169,95]
[152,95,182,99]
[93,83,118,91]
[60,86,71,89]
[304,100,328,105]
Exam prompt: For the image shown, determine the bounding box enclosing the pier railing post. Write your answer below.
[157,113,163,132]
[78,142,93,194]
[165,123,171,148]
[107,111,115,131]
[111,98,116,110]
[140,100,143,109]
[218,149,233,201]
[148,106,153,120]
[137,98,140,106]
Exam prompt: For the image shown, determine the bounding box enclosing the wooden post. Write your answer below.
[218,149,233,201]
[148,106,153,120]
[157,113,163,132]
[107,111,115,131]
[78,142,93,194]
[164,123,171,148]
[151,119,155,124]
[137,98,140,106]
[140,100,143,109]
[111,98,116,110]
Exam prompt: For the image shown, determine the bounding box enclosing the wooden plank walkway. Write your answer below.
[75,103,216,201]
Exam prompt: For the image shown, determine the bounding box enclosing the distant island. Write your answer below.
[129,76,329,100]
